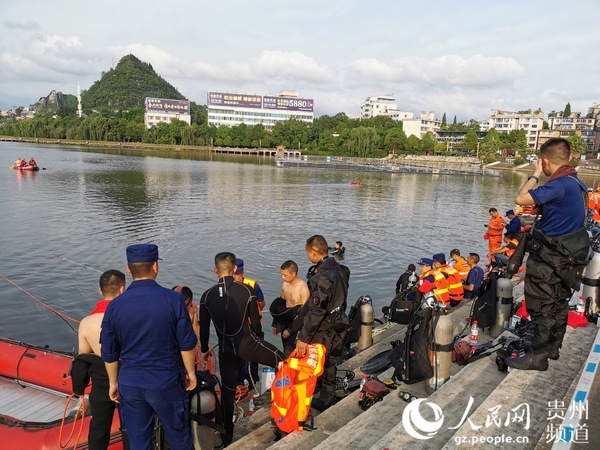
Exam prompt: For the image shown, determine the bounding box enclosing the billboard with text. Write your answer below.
[145,98,190,114]
[208,92,313,112]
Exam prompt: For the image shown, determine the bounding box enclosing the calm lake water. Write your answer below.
[1,141,581,352]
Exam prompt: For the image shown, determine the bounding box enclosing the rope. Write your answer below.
[0,273,79,331]
[59,393,86,449]
[58,256,103,273]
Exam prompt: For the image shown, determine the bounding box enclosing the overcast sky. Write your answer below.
[1,0,599,121]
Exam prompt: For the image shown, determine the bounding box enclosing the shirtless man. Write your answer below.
[76,270,126,450]
[270,260,310,354]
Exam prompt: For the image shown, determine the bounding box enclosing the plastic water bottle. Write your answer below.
[359,374,368,399]
[248,396,255,416]
[576,296,585,317]
[507,352,517,374]
[469,321,479,356]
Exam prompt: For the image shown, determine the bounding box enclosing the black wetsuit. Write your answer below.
[270,297,301,355]
[199,276,284,444]
[298,256,350,401]
[71,354,128,450]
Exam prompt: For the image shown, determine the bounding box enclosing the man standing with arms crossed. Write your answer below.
[296,235,350,411]
[507,138,590,371]
[101,244,198,450]
[75,270,126,450]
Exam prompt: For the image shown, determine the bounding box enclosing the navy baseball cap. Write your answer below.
[126,244,161,263]
[418,258,434,266]
[432,253,446,262]
[506,209,515,216]
[234,258,244,274]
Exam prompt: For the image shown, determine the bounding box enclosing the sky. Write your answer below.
[1,0,599,121]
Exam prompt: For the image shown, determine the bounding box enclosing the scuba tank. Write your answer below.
[190,382,217,450]
[581,251,600,316]
[426,309,453,394]
[407,272,418,289]
[489,277,514,338]
[356,296,374,351]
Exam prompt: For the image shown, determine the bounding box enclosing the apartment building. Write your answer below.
[487,109,544,149]
[360,95,413,121]
[401,111,441,139]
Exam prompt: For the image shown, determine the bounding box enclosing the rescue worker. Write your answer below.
[101,244,198,450]
[28,157,37,168]
[74,270,127,450]
[508,138,591,371]
[488,233,519,267]
[432,253,464,307]
[396,263,417,295]
[199,252,285,446]
[331,241,346,256]
[296,235,350,411]
[233,258,264,386]
[449,249,470,282]
[594,187,600,223]
[485,208,505,252]
[417,257,450,306]
[505,210,522,238]
[463,253,484,299]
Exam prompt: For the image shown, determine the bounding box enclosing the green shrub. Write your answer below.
[514,158,525,165]
[483,155,497,164]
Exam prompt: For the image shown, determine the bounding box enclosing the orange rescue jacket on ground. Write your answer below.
[271,344,326,433]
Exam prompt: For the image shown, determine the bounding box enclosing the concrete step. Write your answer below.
[227,319,410,449]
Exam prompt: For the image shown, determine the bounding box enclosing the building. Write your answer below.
[487,109,544,149]
[435,130,487,153]
[547,110,597,154]
[144,98,191,128]
[360,95,413,121]
[207,90,314,129]
[401,112,441,139]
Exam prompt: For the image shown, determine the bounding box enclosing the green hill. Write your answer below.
[81,54,186,112]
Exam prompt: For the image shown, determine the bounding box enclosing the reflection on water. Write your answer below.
[0,142,591,351]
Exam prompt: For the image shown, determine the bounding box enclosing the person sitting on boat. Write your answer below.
[74,270,126,450]
[330,241,345,256]
[19,157,26,167]
[28,157,37,168]
[15,158,21,166]
[487,233,519,268]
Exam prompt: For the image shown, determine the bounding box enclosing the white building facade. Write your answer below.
[207,91,314,129]
[487,109,544,149]
[360,95,413,121]
[401,111,441,139]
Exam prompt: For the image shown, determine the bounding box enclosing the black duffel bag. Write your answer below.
[389,288,420,324]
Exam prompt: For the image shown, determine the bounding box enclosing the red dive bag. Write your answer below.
[271,343,326,433]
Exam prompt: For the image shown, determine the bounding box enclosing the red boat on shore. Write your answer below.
[10,165,39,171]
[0,337,125,450]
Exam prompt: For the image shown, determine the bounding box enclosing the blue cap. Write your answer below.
[418,258,434,266]
[506,209,515,216]
[126,244,160,263]
[432,253,446,263]
[234,258,244,274]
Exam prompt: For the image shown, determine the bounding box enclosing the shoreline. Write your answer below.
[3,135,600,177]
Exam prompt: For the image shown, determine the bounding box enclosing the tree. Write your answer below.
[405,135,421,154]
[564,102,571,117]
[453,115,457,125]
[441,113,447,129]
[480,128,501,157]
[462,131,479,153]
[566,133,585,157]
[344,126,380,157]
[384,128,407,153]
[421,132,437,153]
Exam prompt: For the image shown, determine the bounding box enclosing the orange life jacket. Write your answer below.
[452,256,470,281]
[242,277,263,323]
[421,269,450,305]
[271,344,326,433]
[505,238,519,258]
[439,265,464,302]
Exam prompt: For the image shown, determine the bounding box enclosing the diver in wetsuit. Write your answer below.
[199,252,285,447]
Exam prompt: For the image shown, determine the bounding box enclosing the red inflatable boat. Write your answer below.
[10,165,40,171]
[0,337,125,450]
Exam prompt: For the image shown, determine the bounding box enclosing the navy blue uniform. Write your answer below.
[526,173,589,357]
[101,279,197,450]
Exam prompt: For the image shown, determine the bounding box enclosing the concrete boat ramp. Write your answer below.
[227,278,599,449]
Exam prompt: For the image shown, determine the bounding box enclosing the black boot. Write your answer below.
[548,348,560,360]
[505,349,549,371]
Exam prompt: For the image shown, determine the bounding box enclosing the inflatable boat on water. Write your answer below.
[10,165,40,171]
[0,336,125,450]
